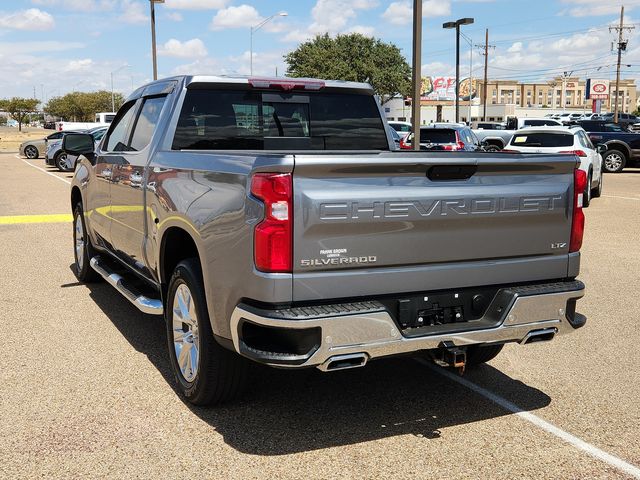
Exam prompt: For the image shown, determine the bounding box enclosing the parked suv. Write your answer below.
[504,126,604,206]
[400,124,482,151]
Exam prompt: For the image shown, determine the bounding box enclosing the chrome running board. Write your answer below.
[90,256,163,315]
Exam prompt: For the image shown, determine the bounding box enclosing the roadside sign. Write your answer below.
[586,79,610,100]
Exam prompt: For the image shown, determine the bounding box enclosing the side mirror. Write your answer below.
[596,144,607,154]
[62,133,94,156]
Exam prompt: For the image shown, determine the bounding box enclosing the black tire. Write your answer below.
[466,344,504,366]
[24,145,39,159]
[73,202,100,283]
[583,172,592,208]
[602,150,626,173]
[166,258,248,406]
[483,144,502,152]
[55,151,72,172]
[591,171,603,198]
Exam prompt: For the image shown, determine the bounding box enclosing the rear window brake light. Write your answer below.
[248,78,325,91]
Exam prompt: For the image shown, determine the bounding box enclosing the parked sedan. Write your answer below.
[46,126,107,172]
[504,126,604,206]
[19,131,65,159]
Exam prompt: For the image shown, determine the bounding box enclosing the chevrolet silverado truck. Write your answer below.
[63,75,587,406]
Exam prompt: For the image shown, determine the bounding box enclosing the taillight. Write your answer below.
[560,150,587,157]
[399,135,412,149]
[570,168,587,252]
[251,173,292,273]
[454,131,465,151]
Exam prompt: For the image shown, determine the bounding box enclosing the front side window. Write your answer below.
[129,96,167,151]
[172,89,388,151]
[104,101,137,152]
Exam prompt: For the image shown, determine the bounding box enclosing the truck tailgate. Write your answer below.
[292,152,577,300]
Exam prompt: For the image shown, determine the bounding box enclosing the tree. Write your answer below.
[285,33,412,104]
[0,97,40,131]
[45,90,124,121]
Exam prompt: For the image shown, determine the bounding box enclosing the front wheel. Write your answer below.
[24,145,38,159]
[166,258,248,406]
[602,150,626,173]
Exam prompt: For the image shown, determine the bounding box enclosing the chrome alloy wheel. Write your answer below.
[25,146,38,159]
[74,214,85,271]
[172,284,200,383]
[604,152,623,172]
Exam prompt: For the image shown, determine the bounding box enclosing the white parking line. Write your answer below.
[415,358,640,479]
[14,154,71,186]
[602,194,640,201]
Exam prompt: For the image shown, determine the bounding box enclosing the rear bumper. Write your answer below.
[230,280,586,370]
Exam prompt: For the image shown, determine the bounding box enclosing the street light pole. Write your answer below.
[411,0,422,150]
[150,0,164,81]
[250,12,288,75]
[443,17,474,123]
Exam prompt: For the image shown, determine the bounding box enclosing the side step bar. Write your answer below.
[90,256,163,316]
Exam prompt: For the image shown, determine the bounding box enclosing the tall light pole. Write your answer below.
[111,64,131,112]
[250,12,287,75]
[150,0,164,80]
[411,0,422,150]
[443,17,474,123]
[461,31,473,124]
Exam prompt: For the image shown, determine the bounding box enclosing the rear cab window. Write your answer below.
[172,88,388,151]
[511,133,574,147]
[418,129,457,144]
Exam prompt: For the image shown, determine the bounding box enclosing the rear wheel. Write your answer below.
[592,171,603,198]
[55,151,72,172]
[583,172,592,208]
[483,144,502,152]
[166,258,248,406]
[24,145,38,159]
[466,344,504,366]
[602,150,626,173]
[73,202,100,283]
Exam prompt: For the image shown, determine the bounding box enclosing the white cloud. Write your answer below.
[164,0,229,9]
[561,0,640,17]
[308,0,378,35]
[382,0,451,26]
[346,25,376,36]
[0,8,55,30]
[31,0,113,11]
[165,12,183,21]
[0,41,84,54]
[158,38,208,58]
[65,58,94,72]
[210,4,261,30]
[119,0,147,24]
[507,42,523,53]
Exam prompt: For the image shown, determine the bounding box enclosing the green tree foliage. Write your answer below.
[0,97,40,131]
[45,90,124,122]
[285,33,412,104]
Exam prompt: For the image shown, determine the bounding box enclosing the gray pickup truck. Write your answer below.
[64,75,587,406]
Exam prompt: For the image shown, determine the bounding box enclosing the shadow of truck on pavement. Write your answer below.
[78,276,551,456]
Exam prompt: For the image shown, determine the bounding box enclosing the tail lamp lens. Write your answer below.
[570,168,587,253]
[251,173,292,273]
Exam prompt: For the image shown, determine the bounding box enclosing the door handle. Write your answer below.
[101,168,112,177]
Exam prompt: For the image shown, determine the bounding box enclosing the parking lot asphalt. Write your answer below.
[1,152,639,479]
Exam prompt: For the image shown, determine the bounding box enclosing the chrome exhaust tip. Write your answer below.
[318,353,368,372]
[520,327,558,345]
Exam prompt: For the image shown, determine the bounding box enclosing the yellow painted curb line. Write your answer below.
[0,214,73,225]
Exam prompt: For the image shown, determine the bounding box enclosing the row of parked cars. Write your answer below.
[19,126,108,171]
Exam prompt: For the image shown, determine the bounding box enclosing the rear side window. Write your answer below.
[130,96,167,151]
[419,129,456,144]
[511,133,574,147]
[172,89,388,150]
[47,132,63,140]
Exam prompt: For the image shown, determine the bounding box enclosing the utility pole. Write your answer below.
[475,29,494,121]
[411,0,422,150]
[610,6,634,122]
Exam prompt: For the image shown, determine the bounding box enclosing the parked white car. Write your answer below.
[388,120,412,138]
[504,126,604,206]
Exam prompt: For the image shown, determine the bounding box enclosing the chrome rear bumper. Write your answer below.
[230,281,585,370]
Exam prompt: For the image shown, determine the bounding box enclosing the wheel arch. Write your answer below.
[71,186,82,211]
[159,226,203,291]
[604,141,631,159]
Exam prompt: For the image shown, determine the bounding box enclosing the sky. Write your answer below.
[1,0,640,104]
